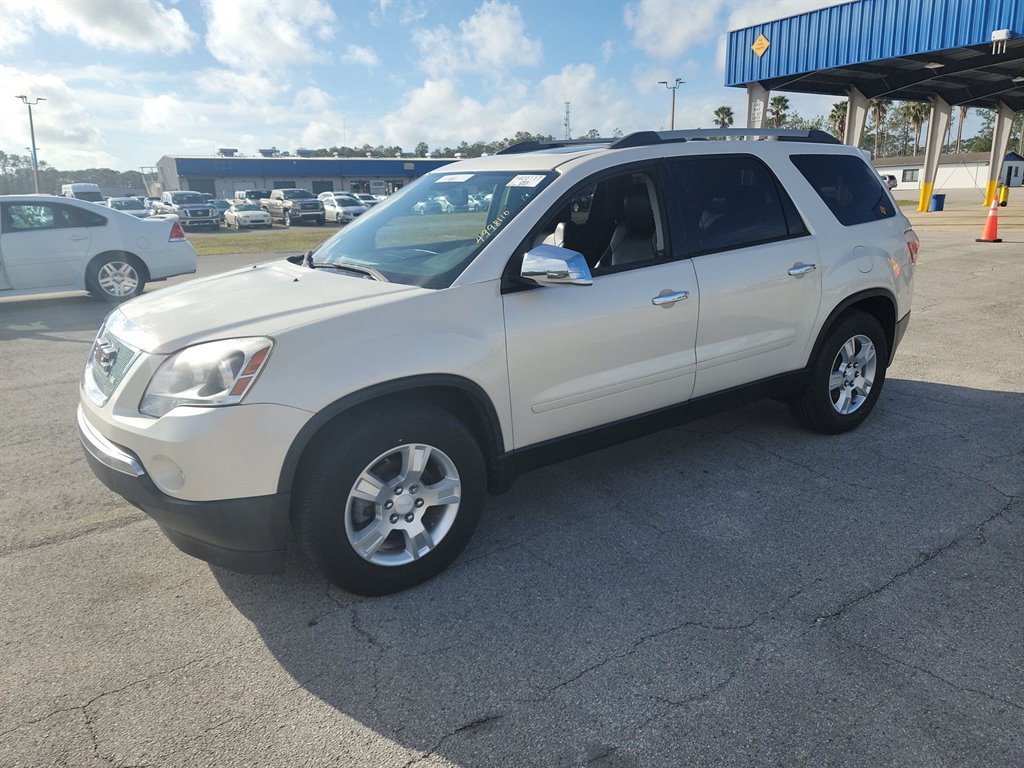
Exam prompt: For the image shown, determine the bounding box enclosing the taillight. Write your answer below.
[905,230,919,264]
[169,221,187,241]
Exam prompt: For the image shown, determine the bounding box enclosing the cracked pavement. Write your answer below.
[1,229,1022,767]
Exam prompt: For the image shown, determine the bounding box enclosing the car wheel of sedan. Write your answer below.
[87,255,146,303]
[293,403,485,595]
[790,310,888,435]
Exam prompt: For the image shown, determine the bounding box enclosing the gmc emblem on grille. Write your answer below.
[95,341,117,375]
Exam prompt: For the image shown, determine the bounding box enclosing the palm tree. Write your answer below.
[828,101,847,142]
[767,95,790,128]
[955,105,968,153]
[868,98,890,158]
[907,102,929,155]
[713,105,735,130]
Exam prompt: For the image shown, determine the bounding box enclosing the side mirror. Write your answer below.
[521,244,593,287]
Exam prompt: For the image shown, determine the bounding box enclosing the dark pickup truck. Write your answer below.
[153,191,218,230]
[261,189,325,226]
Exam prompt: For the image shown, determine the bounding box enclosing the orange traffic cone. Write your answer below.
[976,197,1002,243]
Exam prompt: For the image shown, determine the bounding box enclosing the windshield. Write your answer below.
[334,196,360,206]
[212,200,231,210]
[111,199,143,210]
[308,170,555,289]
[76,191,103,202]
[282,189,313,200]
[234,204,259,211]
[171,193,206,204]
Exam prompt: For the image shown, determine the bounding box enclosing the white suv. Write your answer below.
[78,129,917,595]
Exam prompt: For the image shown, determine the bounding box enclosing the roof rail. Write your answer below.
[496,138,615,155]
[609,128,840,148]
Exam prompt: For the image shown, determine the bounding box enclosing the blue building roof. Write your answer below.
[169,157,455,178]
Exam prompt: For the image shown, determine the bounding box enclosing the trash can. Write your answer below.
[928,193,946,212]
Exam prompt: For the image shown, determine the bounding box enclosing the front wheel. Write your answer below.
[790,310,889,434]
[317,216,325,226]
[87,255,146,303]
[293,404,485,595]
[284,211,292,227]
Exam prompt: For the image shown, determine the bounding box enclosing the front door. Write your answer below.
[502,166,699,449]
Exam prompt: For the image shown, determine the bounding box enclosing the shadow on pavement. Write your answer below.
[212,377,1023,766]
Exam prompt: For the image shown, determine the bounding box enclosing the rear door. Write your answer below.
[0,201,94,290]
[668,154,821,398]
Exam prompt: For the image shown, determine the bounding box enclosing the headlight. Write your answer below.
[139,337,273,418]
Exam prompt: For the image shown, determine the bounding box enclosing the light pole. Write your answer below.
[658,78,683,130]
[16,95,46,194]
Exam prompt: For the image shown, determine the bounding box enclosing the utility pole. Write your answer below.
[16,95,46,194]
[564,102,571,140]
[658,78,683,130]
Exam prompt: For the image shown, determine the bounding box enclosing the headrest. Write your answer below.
[622,184,654,234]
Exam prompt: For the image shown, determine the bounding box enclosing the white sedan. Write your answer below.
[104,197,151,218]
[322,195,368,224]
[0,195,197,302]
[224,203,272,229]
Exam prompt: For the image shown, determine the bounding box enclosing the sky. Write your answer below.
[0,0,857,171]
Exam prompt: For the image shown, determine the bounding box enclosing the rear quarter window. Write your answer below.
[791,154,895,226]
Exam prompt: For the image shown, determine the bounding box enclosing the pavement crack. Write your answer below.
[402,712,504,767]
[840,635,1024,712]
[728,433,891,495]
[812,497,1016,625]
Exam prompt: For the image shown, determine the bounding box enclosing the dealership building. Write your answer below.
[153,154,455,199]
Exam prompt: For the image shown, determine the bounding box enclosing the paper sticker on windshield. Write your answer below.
[436,174,474,183]
[506,175,545,188]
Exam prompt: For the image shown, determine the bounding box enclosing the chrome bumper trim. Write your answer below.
[77,405,145,477]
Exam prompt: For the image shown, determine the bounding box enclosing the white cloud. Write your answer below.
[378,65,642,149]
[0,67,116,169]
[624,0,723,59]
[1,0,196,54]
[203,0,336,72]
[293,87,332,112]
[602,41,615,63]
[370,0,428,26]
[413,1,542,78]
[342,45,381,68]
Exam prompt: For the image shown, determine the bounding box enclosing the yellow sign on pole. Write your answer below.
[752,34,770,57]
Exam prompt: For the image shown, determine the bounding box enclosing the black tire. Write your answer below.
[293,403,486,595]
[317,216,325,226]
[86,254,146,303]
[790,310,889,434]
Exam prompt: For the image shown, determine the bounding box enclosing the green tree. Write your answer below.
[712,105,734,130]
[828,102,847,143]
[767,95,790,128]
[868,98,890,158]
[583,128,601,139]
[414,142,429,156]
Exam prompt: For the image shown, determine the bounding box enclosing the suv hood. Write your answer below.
[113,259,422,354]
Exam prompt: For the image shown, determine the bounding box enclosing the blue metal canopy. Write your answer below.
[726,0,1024,110]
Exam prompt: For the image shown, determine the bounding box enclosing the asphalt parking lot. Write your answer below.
[1,212,1022,766]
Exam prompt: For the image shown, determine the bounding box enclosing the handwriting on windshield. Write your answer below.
[476,210,511,244]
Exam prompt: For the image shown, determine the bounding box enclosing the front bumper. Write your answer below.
[77,405,290,573]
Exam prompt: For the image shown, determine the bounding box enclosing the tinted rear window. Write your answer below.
[791,154,895,226]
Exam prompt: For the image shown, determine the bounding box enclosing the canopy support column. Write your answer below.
[983,101,1015,206]
[918,95,952,212]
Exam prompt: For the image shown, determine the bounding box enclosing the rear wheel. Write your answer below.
[293,404,485,595]
[790,310,888,434]
[87,255,146,303]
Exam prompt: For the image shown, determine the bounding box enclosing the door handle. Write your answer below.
[68,235,89,241]
[788,263,816,277]
[651,290,689,307]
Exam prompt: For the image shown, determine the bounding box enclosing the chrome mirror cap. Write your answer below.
[521,245,593,287]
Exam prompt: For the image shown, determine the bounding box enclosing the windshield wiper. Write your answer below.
[311,261,389,282]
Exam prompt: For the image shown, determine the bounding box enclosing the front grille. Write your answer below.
[84,329,140,406]
[184,209,211,218]
[299,202,319,211]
